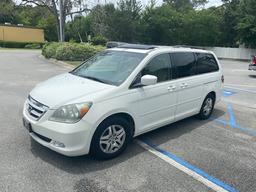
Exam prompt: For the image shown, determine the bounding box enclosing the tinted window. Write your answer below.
[141,54,171,83]
[171,52,196,78]
[196,53,219,74]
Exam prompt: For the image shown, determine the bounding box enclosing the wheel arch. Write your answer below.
[207,91,216,103]
[92,111,136,138]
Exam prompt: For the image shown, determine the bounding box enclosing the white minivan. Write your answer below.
[23,44,223,159]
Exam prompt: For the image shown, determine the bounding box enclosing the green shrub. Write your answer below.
[91,35,107,46]
[55,43,104,61]
[24,43,42,49]
[42,42,61,58]
[0,41,44,48]
[42,42,104,61]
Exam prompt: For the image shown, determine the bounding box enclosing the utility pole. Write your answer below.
[59,0,64,42]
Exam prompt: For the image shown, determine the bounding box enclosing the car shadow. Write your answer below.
[30,108,225,175]
[249,74,256,78]
[137,108,225,146]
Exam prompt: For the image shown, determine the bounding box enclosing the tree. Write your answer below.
[236,0,256,48]
[139,5,183,45]
[110,0,142,42]
[14,5,58,41]
[217,0,240,47]
[181,9,221,46]
[89,0,142,42]
[21,0,90,41]
[0,0,15,24]
[90,5,110,38]
[65,15,91,42]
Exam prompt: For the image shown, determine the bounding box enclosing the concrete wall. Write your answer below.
[203,46,256,60]
[0,25,44,43]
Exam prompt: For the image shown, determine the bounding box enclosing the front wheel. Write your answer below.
[90,117,132,160]
[197,94,215,120]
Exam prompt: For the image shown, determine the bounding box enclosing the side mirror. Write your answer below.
[141,75,157,86]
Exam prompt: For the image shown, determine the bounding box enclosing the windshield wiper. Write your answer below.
[70,72,116,85]
[83,76,107,84]
[76,74,109,84]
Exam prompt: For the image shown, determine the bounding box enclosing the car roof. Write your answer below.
[109,44,211,54]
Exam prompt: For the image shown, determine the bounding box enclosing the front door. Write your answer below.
[133,53,178,133]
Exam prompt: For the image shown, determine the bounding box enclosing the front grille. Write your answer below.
[26,95,49,121]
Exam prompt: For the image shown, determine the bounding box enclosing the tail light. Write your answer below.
[252,56,256,65]
[221,75,224,83]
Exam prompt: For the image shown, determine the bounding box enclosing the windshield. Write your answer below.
[70,50,146,86]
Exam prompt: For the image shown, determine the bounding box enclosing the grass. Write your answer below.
[63,61,82,66]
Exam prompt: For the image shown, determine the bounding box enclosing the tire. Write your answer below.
[197,93,215,120]
[90,117,132,160]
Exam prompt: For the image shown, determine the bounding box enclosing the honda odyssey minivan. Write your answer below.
[23,44,223,159]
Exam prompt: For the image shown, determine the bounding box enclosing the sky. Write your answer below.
[15,0,223,8]
[205,0,223,7]
[86,0,223,8]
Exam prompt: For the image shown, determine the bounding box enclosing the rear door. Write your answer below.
[195,52,222,103]
[170,52,203,120]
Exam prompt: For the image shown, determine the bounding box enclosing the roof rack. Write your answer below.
[173,45,204,50]
[118,44,157,50]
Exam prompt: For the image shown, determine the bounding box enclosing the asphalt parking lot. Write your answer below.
[0,50,256,192]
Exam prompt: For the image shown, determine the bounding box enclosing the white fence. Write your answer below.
[203,47,256,60]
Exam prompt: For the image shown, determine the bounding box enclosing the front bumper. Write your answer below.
[249,64,256,71]
[23,106,94,156]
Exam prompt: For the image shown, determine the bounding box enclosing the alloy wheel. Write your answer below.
[99,125,126,154]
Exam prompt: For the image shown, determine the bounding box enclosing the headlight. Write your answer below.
[49,102,92,123]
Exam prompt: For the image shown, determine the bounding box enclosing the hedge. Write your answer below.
[42,42,60,58]
[0,41,44,48]
[91,35,107,46]
[42,42,105,61]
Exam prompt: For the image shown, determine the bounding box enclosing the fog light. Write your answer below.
[50,140,65,148]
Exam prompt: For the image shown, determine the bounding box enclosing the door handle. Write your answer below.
[168,85,176,91]
[180,83,188,88]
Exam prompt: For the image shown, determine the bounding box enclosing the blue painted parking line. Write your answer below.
[213,118,230,126]
[212,103,256,136]
[222,90,236,97]
[138,138,238,192]
[224,86,256,94]
[227,104,236,128]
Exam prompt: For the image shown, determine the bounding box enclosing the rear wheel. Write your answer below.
[90,117,132,160]
[197,94,215,120]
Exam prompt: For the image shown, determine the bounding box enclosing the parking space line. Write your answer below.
[212,103,256,136]
[227,104,236,128]
[222,90,236,97]
[213,118,230,126]
[224,86,256,94]
[136,139,237,192]
[225,83,256,88]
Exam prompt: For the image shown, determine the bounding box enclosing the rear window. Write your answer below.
[171,52,196,78]
[196,53,219,74]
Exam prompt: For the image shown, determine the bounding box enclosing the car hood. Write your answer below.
[30,73,114,108]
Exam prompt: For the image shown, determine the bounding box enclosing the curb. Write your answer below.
[38,55,74,69]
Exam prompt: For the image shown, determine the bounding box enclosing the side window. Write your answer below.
[171,52,196,78]
[141,53,171,83]
[196,53,219,74]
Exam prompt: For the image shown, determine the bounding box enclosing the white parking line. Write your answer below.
[225,83,256,88]
[231,69,249,72]
[136,140,237,192]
